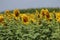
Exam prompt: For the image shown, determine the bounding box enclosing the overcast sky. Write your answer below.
[0,0,60,12]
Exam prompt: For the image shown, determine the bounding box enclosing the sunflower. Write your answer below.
[13,9,20,20]
[29,14,35,19]
[49,13,53,20]
[55,13,60,22]
[21,14,29,25]
[40,9,46,20]
[4,10,12,19]
[19,14,23,19]
[5,10,10,16]
[36,10,39,14]
[45,9,50,20]
[53,10,56,18]
[57,18,60,22]
[29,14,36,23]
[41,9,45,16]
[56,13,60,19]
[0,15,4,23]
[35,10,39,16]
[35,10,40,18]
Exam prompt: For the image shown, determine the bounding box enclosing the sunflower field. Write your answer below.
[0,8,60,40]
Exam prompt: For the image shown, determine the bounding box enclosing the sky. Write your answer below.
[0,0,60,12]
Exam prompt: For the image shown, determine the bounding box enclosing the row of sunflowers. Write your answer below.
[0,9,60,25]
[0,9,60,40]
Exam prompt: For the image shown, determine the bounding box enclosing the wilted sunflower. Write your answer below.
[21,14,29,25]
[13,9,20,20]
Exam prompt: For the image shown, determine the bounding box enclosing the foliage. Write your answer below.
[0,16,60,40]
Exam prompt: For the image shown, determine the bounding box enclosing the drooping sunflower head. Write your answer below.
[13,9,20,17]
